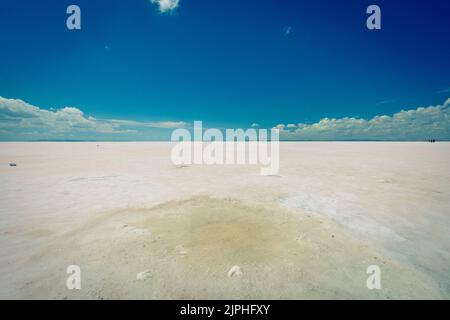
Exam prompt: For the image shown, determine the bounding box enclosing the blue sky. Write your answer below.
[0,0,449,140]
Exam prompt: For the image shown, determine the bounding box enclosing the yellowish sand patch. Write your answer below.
[7,196,443,299]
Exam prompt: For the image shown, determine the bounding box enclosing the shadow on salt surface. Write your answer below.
[278,192,405,242]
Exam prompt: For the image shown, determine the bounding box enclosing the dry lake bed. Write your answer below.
[0,142,449,299]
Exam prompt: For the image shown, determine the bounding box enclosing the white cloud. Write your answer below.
[283,26,291,37]
[273,99,450,141]
[251,123,260,128]
[150,0,180,13]
[3,96,449,141]
[0,96,187,140]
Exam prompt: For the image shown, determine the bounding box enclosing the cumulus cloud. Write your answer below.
[0,96,186,140]
[150,0,180,13]
[273,99,450,141]
[3,96,449,141]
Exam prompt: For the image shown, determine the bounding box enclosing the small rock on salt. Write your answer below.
[136,270,151,281]
[227,265,243,278]
[175,245,188,255]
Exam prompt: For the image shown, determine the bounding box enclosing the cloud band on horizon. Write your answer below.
[0,96,187,140]
[0,96,449,141]
[274,99,450,141]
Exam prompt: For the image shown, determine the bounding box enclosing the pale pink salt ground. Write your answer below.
[0,142,448,299]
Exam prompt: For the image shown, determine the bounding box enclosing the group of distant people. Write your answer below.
[428,139,437,143]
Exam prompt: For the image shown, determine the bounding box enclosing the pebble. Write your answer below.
[227,265,243,278]
[175,245,188,255]
[136,270,151,281]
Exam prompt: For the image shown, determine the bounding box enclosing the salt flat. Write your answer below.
[0,142,449,299]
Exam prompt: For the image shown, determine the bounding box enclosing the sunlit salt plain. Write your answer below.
[0,142,449,299]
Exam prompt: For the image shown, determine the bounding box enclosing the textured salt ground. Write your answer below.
[5,196,443,300]
[1,142,449,299]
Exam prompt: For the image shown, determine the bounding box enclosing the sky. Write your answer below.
[0,0,449,140]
